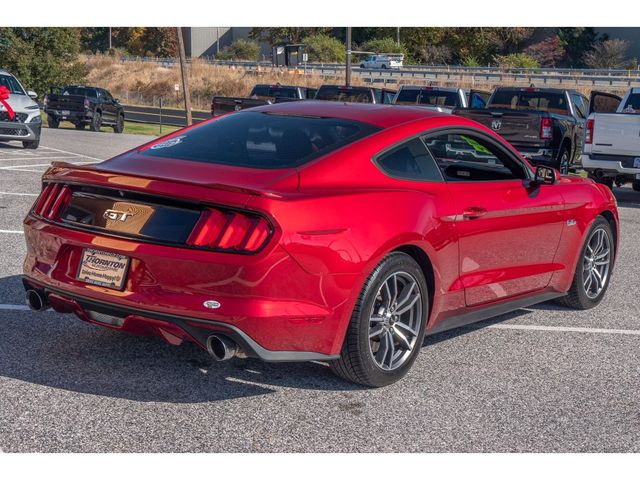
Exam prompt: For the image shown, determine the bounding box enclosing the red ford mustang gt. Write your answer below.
[22,101,618,387]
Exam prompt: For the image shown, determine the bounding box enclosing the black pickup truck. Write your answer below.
[315,85,396,104]
[44,86,125,133]
[454,87,589,173]
[211,84,317,117]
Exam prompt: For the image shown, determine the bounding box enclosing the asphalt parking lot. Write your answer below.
[0,128,639,453]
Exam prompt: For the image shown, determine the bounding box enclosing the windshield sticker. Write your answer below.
[150,136,186,150]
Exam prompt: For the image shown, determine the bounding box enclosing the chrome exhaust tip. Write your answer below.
[206,334,238,362]
[26,289,49,312]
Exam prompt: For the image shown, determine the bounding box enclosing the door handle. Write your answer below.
[461,207,488,220]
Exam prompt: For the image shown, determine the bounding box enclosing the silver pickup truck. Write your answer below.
[582,88,640,191]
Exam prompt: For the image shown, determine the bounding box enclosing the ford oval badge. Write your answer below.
[203,300,221,309]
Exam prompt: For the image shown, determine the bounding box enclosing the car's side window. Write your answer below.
[375,138,443,182]
[422,131,529,182]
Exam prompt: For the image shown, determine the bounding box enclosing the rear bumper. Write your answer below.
[45,109,93,122]
[22,215,356,359]
[517,147,558,166]
[581,154,640,177]
[21,279,339,362]
[0,120,41,142]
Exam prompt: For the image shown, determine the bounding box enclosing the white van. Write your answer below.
[359,54,404,70]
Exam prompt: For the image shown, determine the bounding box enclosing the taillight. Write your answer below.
[585,118,594,144]
[187,208,271,253]
[32,183,71,220]
[540,117,553,140]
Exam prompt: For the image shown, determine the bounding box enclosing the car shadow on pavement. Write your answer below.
[0,276,363,403]
[0,142,24,150]
[0,274,565,402]
[613,187,640,209]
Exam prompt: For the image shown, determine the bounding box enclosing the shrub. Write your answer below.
[216,39,260,61]
[361,37,405,55]
[524,36,565,67]
[493,53,540,69]
[302,34,345,63]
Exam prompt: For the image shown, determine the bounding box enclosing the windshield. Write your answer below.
[0,74,26,95]
[62,87,97,97]
[622,93,640,113]
[489,90,568,115]
[315,87,372,103]
[140,111,381,169]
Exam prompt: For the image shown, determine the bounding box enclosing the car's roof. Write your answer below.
[250,100,446,129]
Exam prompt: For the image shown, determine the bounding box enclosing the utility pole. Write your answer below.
[345,27,352,87]
[176,27,193,126]
[108,27,112,50]
[396,27,400,46]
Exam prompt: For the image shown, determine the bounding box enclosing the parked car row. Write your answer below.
[210,83,640,190]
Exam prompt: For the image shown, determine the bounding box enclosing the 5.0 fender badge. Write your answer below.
[203,300,221,309]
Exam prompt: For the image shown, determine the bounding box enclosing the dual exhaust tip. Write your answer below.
[26,289,49,312]
[206,334,238,362]
[27,289,238,361]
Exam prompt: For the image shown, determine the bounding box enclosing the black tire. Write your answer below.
[557,216,614,310]
[381,64,388,69]
[330,252,428,387]
[22,138,40,149]
[113,114,124,133]
[632,180,640,192]
[360,64,365,68]
[75,122,85,130]
[556,145,570,175]
[47,115,59,129]
[90,111,102,132]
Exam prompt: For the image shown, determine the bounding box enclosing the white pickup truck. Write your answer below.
[359,54,404,69]
[582,88,640,191]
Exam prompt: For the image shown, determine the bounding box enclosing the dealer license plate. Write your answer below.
[77,248,130,290]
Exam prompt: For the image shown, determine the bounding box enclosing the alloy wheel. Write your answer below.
[368,271,423,371]
[582,227,611,299]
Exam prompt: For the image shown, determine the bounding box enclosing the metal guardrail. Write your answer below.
[123,104,210,127]
[117,56,640,91]
[119,55,640,78]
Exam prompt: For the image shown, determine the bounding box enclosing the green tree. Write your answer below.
[558,27,600,67]
[302,33,345,63]
[0,27,86,96]
[250,28,331,45]
[216,39,261,61]
[361,37,405,55]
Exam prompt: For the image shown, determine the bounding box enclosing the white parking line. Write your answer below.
[0,161,97,171]
[0,230,24,234]
[41,146,104,163]
[0,304,29,311]
[0,156,78,162]
[0,192,39,197]
[487,324,640,336]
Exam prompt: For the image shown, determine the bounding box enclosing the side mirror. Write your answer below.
[27,91,38,99]
[534,165,560,185]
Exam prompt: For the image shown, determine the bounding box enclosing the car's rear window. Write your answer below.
[62,87,97,97]
[622,93,640,113]
[252,86,299,99]
[316,87,373,103]
[140,111,381,169]
[489,90,568,114]
[395,89,459,107]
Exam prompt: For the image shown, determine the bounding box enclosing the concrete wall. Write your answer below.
[183,27,270,59]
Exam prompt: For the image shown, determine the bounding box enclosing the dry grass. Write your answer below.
[83,54,628,110]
